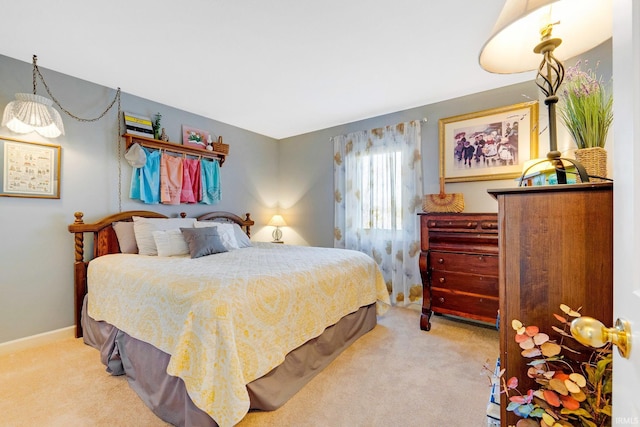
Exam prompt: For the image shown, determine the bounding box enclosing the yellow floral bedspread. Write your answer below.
[87,243,389,427]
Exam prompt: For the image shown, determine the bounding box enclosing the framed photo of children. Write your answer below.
[0,137,61,198]
[439,101,539,183]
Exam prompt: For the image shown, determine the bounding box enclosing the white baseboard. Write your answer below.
[0,326,76,357]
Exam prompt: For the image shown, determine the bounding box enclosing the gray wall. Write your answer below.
[278,40,613,247]
[0,39,611,344]
[0,54,279,343]
[278,82,539,247]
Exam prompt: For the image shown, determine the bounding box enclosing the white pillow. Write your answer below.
[133,216,196,256]
[194,221,239,250]
[232,224,252,248]
[152,229,190,257]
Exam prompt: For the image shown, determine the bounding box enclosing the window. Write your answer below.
[360,151,402,230]
[333,120,423,308]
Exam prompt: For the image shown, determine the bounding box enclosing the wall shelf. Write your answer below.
[123,133,226,165]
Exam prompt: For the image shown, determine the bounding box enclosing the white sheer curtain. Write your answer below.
[333,121,423,308]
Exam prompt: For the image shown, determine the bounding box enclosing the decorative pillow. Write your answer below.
[112,221,138,254]
[152,229,189,257]
[232,223,252,248]
[181,227,228,258]
[133,216,196,256]
[194,221,239,250]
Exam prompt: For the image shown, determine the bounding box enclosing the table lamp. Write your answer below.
[268,214,287,243]
[479,0,612,184]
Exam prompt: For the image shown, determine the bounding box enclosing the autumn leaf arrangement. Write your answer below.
[491,304,612,427]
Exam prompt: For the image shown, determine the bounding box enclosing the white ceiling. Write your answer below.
[1,0,536,139]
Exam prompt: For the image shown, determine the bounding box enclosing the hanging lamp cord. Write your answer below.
[32,55,121,123]
[116,92,122,212]
[31,54,124,211]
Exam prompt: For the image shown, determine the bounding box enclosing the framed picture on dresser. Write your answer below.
[0,137,61,199]
[439,101,539,183]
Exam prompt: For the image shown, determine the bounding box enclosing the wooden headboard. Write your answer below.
[68,210,254,338]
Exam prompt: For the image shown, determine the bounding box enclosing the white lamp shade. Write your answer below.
[2,93,65,137]
[479,0,613,74]
[267,214,287,227]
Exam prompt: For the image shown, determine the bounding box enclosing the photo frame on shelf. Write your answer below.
[439,101,539,182]
[0,137,61,199]
[182,125,210,150]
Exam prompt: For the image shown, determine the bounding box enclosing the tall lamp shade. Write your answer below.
[479,0,612,74]
[267,214,287,242]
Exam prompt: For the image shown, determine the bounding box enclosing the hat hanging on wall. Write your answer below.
[124,143,147,168]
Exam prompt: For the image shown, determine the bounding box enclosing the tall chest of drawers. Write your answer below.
[488,183,613,425]
[418,213,499,331]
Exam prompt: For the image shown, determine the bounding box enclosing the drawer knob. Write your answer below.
[439,297,445,303]
[438,258,444,264]
[439,277,445,283]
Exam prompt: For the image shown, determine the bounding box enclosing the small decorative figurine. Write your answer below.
[206,134,214,151]
[160,128,169,142]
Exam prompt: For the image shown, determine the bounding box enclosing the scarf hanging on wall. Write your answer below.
[160,153,183,205]
[180,157,202,203]
[200,159,221,205]
[130,147,161,204]
[128,149,220,205]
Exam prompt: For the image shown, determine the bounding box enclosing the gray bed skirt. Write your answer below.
[81,297,377,426]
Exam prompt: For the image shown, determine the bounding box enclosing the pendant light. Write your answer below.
[2,55,65,137]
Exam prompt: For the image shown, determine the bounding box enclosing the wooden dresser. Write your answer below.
[488,183,613,426]
[418,213,499,331]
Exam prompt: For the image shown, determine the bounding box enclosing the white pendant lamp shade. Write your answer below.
[2,93,65,138]
[479,0,613,74]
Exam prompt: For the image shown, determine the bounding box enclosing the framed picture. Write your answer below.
[439,101,539,182]
[0,137,61,199]
[182,125,210,150]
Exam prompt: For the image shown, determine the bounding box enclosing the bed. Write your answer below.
[68,210,389,427]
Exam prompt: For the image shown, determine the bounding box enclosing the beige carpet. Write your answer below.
[0,307,499,427]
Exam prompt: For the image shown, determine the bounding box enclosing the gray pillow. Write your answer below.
[232,224,252,248]
[180,227,228,258]
[112,221,138,254]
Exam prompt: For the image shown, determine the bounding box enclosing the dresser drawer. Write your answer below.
[431,288,499,321]
[429,251,498,276]
[430,270,498,297]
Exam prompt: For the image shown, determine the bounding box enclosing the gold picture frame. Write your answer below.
[439,101,539,182]
[0,136,61,198]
